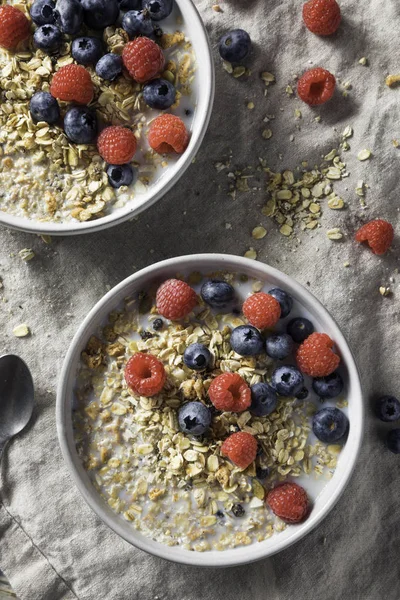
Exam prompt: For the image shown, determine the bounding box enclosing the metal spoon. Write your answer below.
[0,355,34,464]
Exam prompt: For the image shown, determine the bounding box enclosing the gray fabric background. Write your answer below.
[1,0,400,598]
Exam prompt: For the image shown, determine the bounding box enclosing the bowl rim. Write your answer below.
[56,253,364,567]
[0,0,215,236]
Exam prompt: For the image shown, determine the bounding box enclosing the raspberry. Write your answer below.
[156,279,197,320]
[0,5,31,51]
[303,0,341,36]
[50,64,94,105]
[148,114,189,154]
[267,482,310,524]
[122,37,164,83]
[97,126,137,165]
[124,352,166,397]
[297,67,336,105]
[243,292,281,329]
[208,373,251,412]
[355,219,394,255]
[221,432,257,469]
[297,332,340,377]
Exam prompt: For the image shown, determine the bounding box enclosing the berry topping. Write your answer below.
[122,37,165,83]
[143,78,176,110]
[243,292,281,329]
[97,126,137,165]
[387,429,400,454]
[148,113,189,154]
[287,317,314,343]
[208,373,251,412]
[119,0,142,8]
[54,0,83,35]
[231,503,245,517]
[72,37,104,66]
[64,106,98,144]
[250,382,277,417]
[221,431,257,469]
[256,466,270,481]
[297,67,336,105]
[152,318,164,331]
[30,0,56,25]
[183,343,212,371]
[230,325,264,357]
[122,10,155,38]
[267,482,310,524]
[201,280,235,308]
[375,396,400,422]
[142,0,173,21]
[219,29,251,63]
[312,371,344,399]
[303,0,341,36]
[178,401,212,436]
[271,365,304,397]
[312,407,349,443]
[95,53,123,81]
[29,91,60,125]
[50,64,94,105]
[33,24,62,52]
[268,288,293,319]
[295,387,309,400]
[0,5,31,51]
[265,333,294,360]
[297,332,340,377]
[81,0,119,29]
[106,164,137,189]
[156,279,197,320]
[355,219,394,255]
[124,352,166,397]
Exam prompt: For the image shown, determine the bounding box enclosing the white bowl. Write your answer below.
[56,254,363,567]
[0,0,214,236]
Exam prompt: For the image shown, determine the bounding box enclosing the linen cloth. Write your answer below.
[1,0,400,598]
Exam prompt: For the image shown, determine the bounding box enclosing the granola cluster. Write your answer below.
[74,273,342,551]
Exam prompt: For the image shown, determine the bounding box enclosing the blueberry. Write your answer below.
[375,396,400,422]
[387,429,400,454]
[183,343,212,372]
[268,288,293,319]
[139,330,153,340]
[81,0,120,29]
[152,318,164,331]
[143,78,176,110]
[106,164,137,188]
[72,37,104,66]
[64,106,98,144]
[232,503,245,517]
[95,53,123,81]
[256,466,270,480]
[312,407,349,443]
[33,24,62,51]
[219,29,251,63]
[295,387,309,400]
[142,0,173,21]
[55,0,83,34]
[312,372,344,399]
[118,0,142,9]
[271,365,304,397]
[29,92,60,125]
[178,402,212,436]
[250,382,277,417]
[30,0,56,25]
[265,333,293,360]
[287,317,314,343]
[230,325,264,356]
[201,280,235,308]
[122,10,154,38]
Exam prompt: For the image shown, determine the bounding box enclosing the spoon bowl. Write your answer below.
[0,355,34,460]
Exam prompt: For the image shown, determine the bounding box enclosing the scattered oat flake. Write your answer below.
[379,286,391,297]
[328,195,344,209]
[392,139,399,148]
[285,85,294,95]
[327,228,343,240]
[212,4,222,11]
[13,324,30,338]
[386,74,400,87]
[40,234,52,244]
[359,57,368,66]
[233,66,246,78]
[261,72,275,83]
[18,248,35,262]
[357,149,371,161]
[262,129,272,139]
[222,61,233,74]
[343,261,350,267]
[324,149,337,161]
[252,226,267,239]
[247,101,255,110]
[355,180,365,196]
[294,109,302,119]
[342,126,353,139]
[280,224,293,236]
[244,248,257,259]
